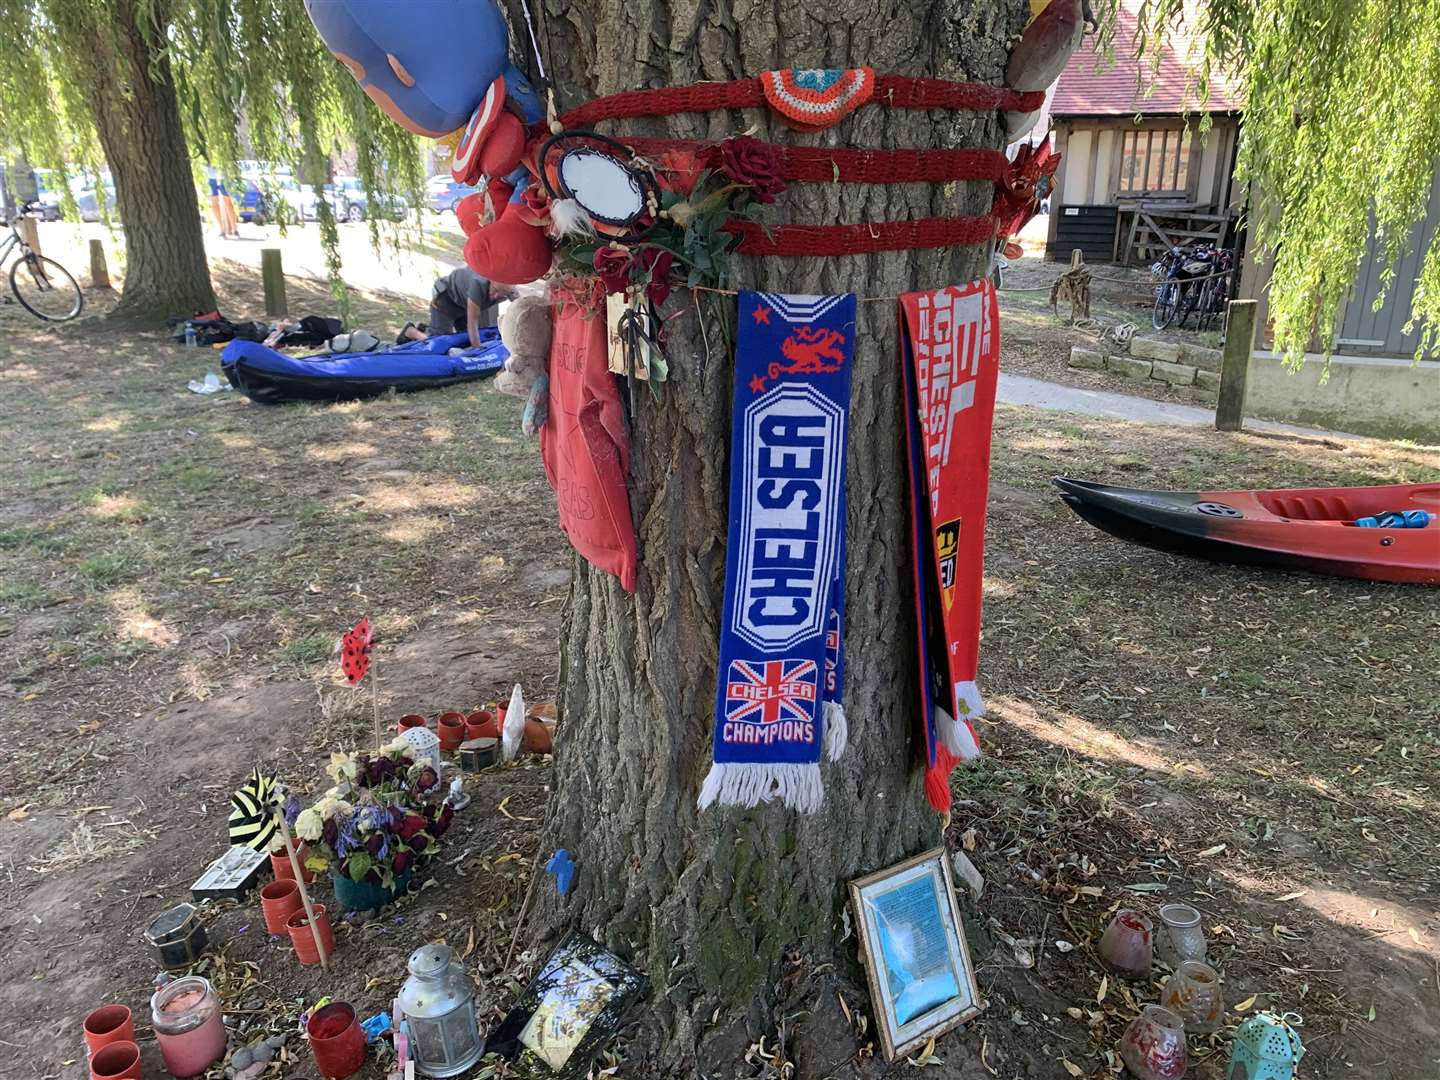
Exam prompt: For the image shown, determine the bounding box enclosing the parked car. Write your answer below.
[73,181,117,222]
[425,174,476,215]
[316,177,410,223]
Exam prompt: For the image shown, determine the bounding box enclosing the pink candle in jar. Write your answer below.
[151,976,227,1077]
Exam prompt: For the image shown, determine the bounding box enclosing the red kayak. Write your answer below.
[1054,478,1440,584]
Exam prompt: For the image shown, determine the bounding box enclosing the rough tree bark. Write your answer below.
[52,0,215,322]
[525,0,1023,1071]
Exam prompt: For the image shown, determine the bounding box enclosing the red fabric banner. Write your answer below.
[899,280,1001,809]
[539,300,638,592]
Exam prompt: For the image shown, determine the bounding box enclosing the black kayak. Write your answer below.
[1054,476,1440,584]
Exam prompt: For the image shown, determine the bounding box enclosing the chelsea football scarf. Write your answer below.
[899,280,1001,812]
[699,292,856,813]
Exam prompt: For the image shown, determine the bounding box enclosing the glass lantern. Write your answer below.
[397,944,483,1077]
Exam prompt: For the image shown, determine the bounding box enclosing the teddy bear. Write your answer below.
[495,288,553,434]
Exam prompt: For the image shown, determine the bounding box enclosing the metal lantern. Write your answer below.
[1227,1012,1305,1080]
[400,726,442,771]
[396,944,483,1077]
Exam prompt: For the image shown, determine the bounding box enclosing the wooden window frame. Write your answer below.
[1116,126,1193,199]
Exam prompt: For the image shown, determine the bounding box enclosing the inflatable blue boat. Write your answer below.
[221,330,508,404]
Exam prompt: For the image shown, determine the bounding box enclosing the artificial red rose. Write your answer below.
[657,149,706,195]
[410,834,430,853]
[365,833,385,856]
[593,246,631,294]
[415,766,439,793]
[636,247,675,307]
[593,246,631,293]
[517,183,552,227]
[431,804,455,839]
[322,819,338,848]
[399,813,427,842]
[392,849,413,874]
[720,136,786,203]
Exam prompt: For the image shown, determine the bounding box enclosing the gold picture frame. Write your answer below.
[849,847,984,1061]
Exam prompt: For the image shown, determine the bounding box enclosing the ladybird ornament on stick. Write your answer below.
[340,616,386,748]
[340,616,372,684]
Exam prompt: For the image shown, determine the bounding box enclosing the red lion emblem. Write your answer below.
[766,326,847,381]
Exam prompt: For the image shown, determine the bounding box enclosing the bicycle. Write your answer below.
[0,203,83,321]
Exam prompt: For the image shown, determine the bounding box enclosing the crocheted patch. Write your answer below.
[760,67,875,130]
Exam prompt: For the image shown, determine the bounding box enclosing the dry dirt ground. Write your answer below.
[0,246,1437,1080]
[996,256,1225,409]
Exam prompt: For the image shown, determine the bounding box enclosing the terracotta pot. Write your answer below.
[465,709,498,741]
[287,905,336,966]
[271,843,314,884]
[259,878,303,935]
[522,717,554,755]
[397,714,426,733]
[437,711,466,751]
[90,1040,142,1080]
[307,1002,366,1080]
[83,1004,135,1057]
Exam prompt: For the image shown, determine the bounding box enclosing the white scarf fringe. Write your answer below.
[935,702,983,761]
[822,701,847,761]
[697,763,823,813]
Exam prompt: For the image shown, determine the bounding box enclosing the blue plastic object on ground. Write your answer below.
[360,1011,391,1043]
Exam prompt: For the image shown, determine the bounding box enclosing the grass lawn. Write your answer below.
[0,256,1436,1077]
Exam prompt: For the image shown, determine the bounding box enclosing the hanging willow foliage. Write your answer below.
[3,0,1436,355]
[0,0,424,319]
[1116,0,1440,362]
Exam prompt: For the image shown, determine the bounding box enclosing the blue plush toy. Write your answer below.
[303,0,541,137]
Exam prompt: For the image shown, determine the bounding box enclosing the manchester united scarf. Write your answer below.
[699,292,856,813]
[899,281,1001,812]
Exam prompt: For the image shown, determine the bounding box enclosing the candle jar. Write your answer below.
[151,976,227,1078]
[1099,909,1154,980]
[307,1002,366,1080]
[1161,960,1224,1034]
[1156,903,1207,967]
[1119,1005,1188,1080]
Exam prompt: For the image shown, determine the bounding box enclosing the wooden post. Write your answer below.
[16,216,40,254]
[261,248,287,317]
[274,812,328,970]
[88,239,112,290]
[370,662,383,749]
[1215,298,1258,432]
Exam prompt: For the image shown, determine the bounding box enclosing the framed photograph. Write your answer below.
[488,932,647,1077]
[849,847,983,1061]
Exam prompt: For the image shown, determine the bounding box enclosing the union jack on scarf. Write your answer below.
[899,281,1001,812]
[699,292,856,813]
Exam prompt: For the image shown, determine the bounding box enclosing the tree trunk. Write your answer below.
[53,0,215,322]
[528,0,1022,1071]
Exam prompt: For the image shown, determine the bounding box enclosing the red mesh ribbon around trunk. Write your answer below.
[560,76,1045,128]
[621,137,1010,185]
[723,215,996,257]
